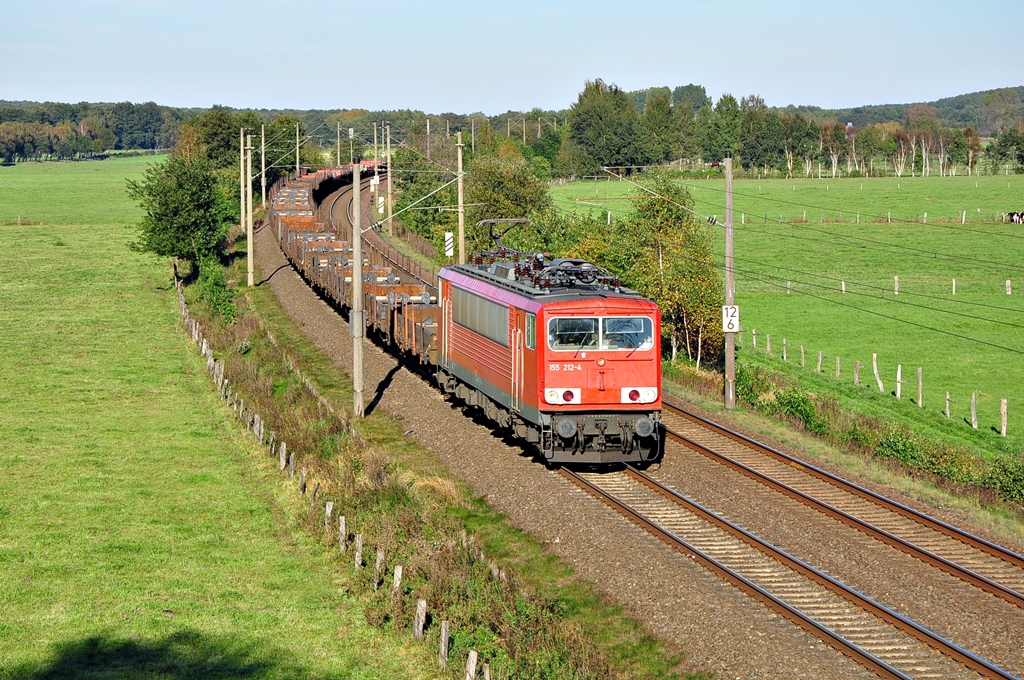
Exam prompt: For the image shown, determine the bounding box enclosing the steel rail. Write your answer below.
[561,466,1016,680]
[663,398,1024,568]
[661,399,1024,609]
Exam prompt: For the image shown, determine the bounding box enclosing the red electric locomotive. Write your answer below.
[436,253,662,464]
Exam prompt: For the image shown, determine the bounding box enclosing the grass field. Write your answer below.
[0,159,429,678]
[553,175,1024,454]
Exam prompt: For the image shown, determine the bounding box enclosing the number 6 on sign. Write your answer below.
[722,305,739,333]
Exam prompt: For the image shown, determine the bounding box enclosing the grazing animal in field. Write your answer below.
[1009,211,1023,224]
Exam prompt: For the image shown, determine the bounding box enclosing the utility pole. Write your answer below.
[522,117,526,145]
[352,162,365,418]
[373,122,378,166]
[426,118,431,160]
[239,126,244,233]
[724,151,736,409]
[349,128,353,165]
[295,122,301,178]
[246,134,254,287]
[386,123,393,236]
[457,131,465,265]
[260,124,266,208]
[337,121,341,167]
[471,119,475,153]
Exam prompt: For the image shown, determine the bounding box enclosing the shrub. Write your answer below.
[875,426,921,466]
[984,456,1024,503]
[776,388,827,434]
[736,365,772,404]
[198,257,235,322]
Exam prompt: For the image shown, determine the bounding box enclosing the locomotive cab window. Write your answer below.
[526,313,536,350]
[601,317,654,350]
[548,317,599,351]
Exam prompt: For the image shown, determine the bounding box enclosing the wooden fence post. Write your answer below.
[841,280,846,294]
[483,664,491,680]
[392,565,403,596]
[752,329,757,348]
[946,392,951,420]
[374,550,384,591]
[816,351,822,373]
[439,620,450,668]
[1007,280,1012,295]
[952,278,956,296]
[782,339,787,361]
[279,442,287,471]
[787,281,791,294]
[917,368,923,408]
[800,345,805,367]
[414,599,427,640]
[854,361,861,385]
[1001,399,1007,436]
[766,334,771,355]
[465,651,478,680]
[971,393,978,429]
[835,356,840,379]
[872,353,884,392]
[896,365,902,400]
[894,276,899,296]
[354,534,363,569]
[325,501,333,534]
[288,451,295,479]
[339,515,347,552]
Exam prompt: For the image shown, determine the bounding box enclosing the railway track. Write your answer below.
[660,399,1024,610]
[561,465,1017,679]
[328,178,438,293]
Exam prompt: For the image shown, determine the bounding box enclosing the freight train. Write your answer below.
[269,169,663,464]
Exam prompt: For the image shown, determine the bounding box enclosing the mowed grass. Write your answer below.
[0,163,426,678]
[0,155,165,226]
[553,175,1024,453]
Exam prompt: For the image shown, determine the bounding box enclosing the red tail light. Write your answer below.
[628,389,640,402]
[562,390,575,403]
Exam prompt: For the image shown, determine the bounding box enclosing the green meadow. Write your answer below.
[553,175,1024,452]
[0,158,427,678]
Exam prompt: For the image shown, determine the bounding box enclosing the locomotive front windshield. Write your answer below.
[548,317,654,351]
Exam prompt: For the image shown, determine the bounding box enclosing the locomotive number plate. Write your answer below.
[550,363,582,372]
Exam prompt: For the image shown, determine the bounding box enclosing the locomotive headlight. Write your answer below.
[634,417,656,438]
[643,388,657,402]
[546,389,559,404]
[597,358,606,367]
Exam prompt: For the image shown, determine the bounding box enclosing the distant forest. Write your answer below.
[1,83,1022,168]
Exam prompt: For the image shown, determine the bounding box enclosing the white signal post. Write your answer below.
[352,162,364,418]
[724,152,736,409]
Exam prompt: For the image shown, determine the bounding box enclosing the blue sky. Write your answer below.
[2,0,1021,113]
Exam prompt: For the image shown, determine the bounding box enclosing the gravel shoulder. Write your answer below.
[254,219,880,679]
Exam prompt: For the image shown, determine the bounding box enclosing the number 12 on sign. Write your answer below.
[722,305,739,333]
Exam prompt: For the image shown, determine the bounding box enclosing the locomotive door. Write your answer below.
[511,310,524,412]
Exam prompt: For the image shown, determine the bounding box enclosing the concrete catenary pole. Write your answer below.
[295,122,300,178]
[352,163,365,418]
[457,131,465,265]
[386,124,393,236]
[246,135,254,287]
[239,126,244,233]
[724,151,736,409]
[337,121,341,168]
[260,124,266,208]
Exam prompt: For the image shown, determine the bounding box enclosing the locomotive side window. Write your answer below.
[548,317,598,350]
[452,287,509,346]
[601,317,654,350]
[526,313,536,350]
